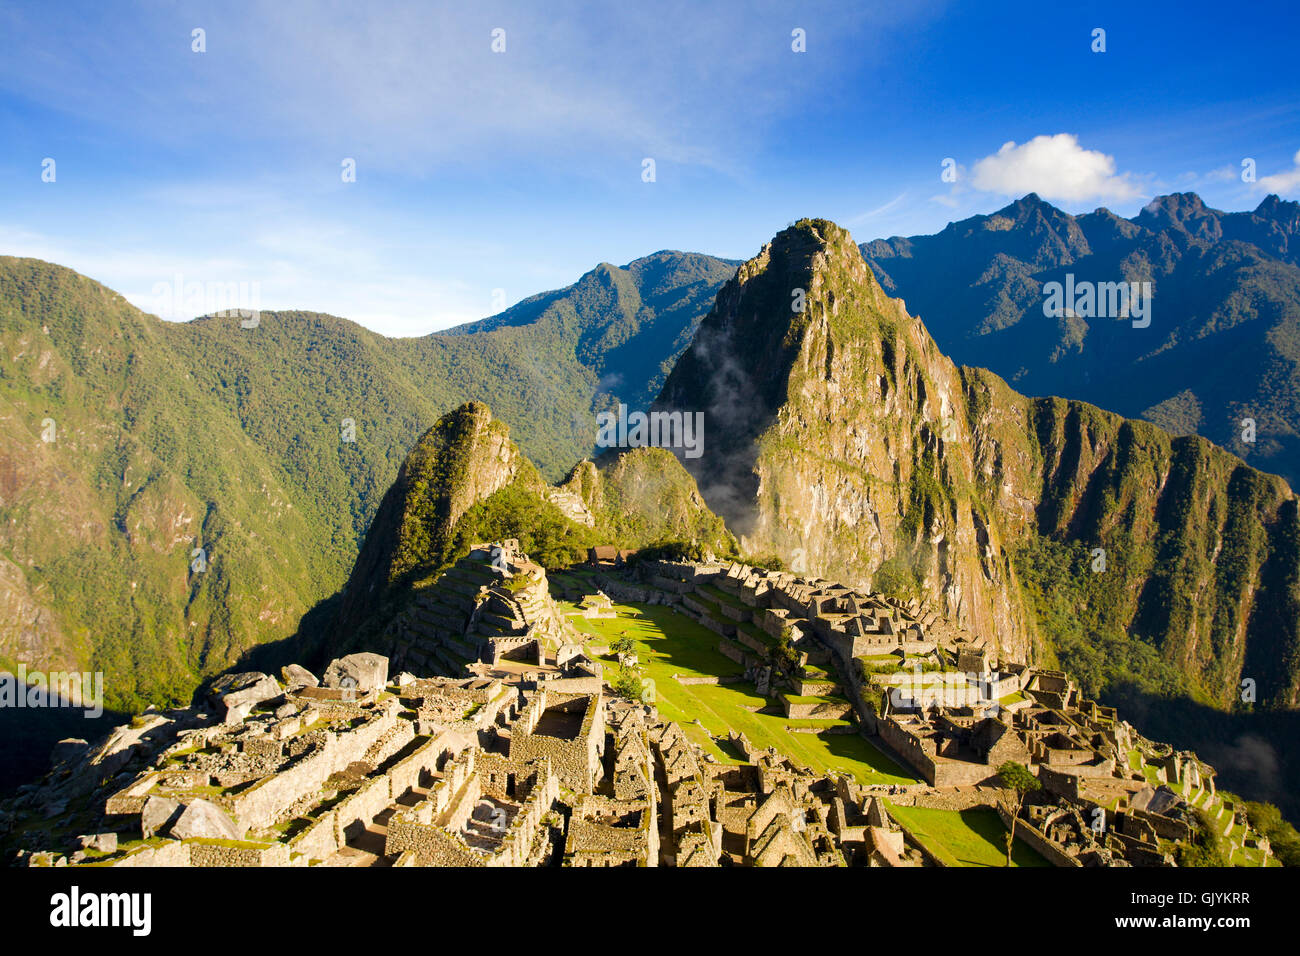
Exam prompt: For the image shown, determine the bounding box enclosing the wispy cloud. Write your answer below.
[0,2,909,181]
[847,192,908,225]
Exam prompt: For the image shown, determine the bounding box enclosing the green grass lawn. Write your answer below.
[563,600,916,785]
[885,803,1050,867]
[697,583,746,609]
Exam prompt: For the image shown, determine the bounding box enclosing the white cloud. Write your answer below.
[1257,150,1300,194]
[969,134,1141,203]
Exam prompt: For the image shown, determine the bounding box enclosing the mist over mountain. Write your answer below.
[657,219,1300,806]
[860,192,1300,488]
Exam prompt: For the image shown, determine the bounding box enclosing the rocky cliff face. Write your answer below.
[656,219,1300,708]
[656,220,1035,659]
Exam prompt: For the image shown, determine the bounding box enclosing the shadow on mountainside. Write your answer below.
[0,704,126,797]
[225,591,344,690]
[1104,681,1300,823]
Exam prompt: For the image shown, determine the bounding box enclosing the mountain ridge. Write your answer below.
[861,191,1300,488]
[0,248,737,722]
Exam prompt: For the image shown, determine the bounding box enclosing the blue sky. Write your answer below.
[1,0,1298,335]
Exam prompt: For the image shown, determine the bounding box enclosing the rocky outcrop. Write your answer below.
[331,401,536,638]
[559,448,734,553]
[323,653,389,693]
[209,672,283,725]
[657,219,1037,660]
[280,664,318,688]
[170,799,244,841]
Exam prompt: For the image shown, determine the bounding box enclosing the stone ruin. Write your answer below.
[3,547,1276,868]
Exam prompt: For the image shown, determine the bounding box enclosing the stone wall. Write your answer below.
[288,810,338,862]
[385,762,559,866]
[333,775,393,846]
[883,813,947,868]
[510,691,604,792]
[995,805,1082,867]
[387,736,446,797]
[887,787,1008,811]
[187,839,291,868]
[229,705,399,832]
[108,840,191,867]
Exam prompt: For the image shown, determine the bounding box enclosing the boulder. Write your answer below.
[209,672,282,724]
[49,738,90,769]
[280,663,319,688]
[141,795,182,838]
[76,832,118,853]
[170,799,243,841]
[323,653,389,694]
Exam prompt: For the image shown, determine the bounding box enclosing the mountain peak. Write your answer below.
[655,217,910,535]
[331,400,533,635]
[996,192,1058,220]
[1254,193,1300,223]
[1138,191,1208,221]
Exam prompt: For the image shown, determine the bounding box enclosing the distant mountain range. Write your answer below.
[0,251,736,720]
[861,192,1300,489]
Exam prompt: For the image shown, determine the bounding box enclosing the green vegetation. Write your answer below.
[1240,799,1300,867]
[0,250,735,722]
[453,482,598,571]
[872,555,923,602]
[1176,808,1229,868]
[610,665,644,701]
[885,803,1049,868]
[330,403,736,650]
[563,599,915,785]
[1013,537,1202,702]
